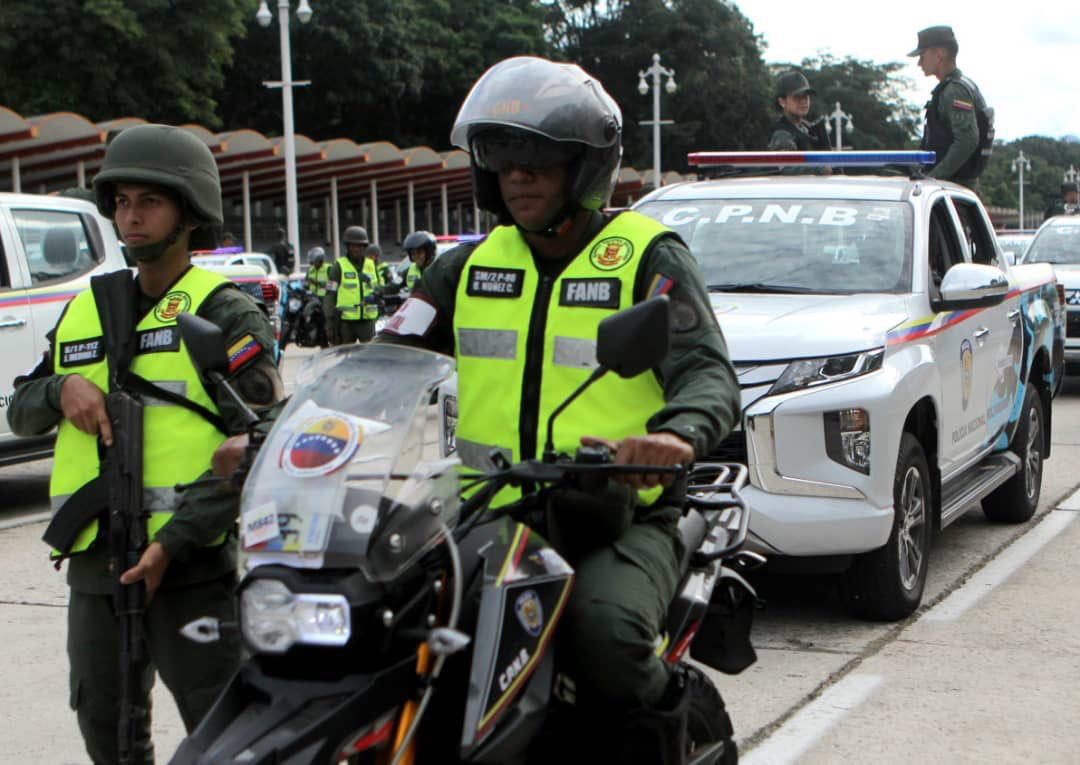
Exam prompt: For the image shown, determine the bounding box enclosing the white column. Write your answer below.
[330,176,340,259]
[11,156,20,193]
[407,181,416,233]
[77,161,86,189]
[370,179,379,246]
[474,202,481,233]
[242,171,252,251]
[440,183,449,235]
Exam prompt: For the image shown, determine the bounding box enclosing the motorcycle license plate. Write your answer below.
[289,298,303,310]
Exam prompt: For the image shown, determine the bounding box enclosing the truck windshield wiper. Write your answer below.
[708,282,818,294]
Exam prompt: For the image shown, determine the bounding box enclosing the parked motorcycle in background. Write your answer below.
[170,297,761,765]
[280,278,328,350]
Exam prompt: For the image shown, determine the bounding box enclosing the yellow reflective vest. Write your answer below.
[49,267,231,555]
[453,212,673,507]
[406,262,423,290]
[335,256,380,320]
[306,263,330,297]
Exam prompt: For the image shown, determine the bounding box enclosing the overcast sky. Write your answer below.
[734,0,1080,141]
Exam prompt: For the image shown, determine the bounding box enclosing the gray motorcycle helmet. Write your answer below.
[402,230,437,255]
[450,56,623,221]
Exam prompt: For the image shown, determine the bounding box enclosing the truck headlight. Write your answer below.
[824,408,871,474]
[769,349,884,396]
[241,579,351,654]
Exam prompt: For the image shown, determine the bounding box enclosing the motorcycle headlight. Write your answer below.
[241,579,351,654]
[768,349,884,397]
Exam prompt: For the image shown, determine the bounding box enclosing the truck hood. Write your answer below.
[710,292,909,361]
[1048,264,1080,288]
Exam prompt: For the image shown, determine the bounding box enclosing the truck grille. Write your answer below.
[1068,310,1080,338]
[707,429,747,464]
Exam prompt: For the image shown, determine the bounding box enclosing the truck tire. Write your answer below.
[983,385,1043,523]
[686,669,737,764]
[842,433,931,621]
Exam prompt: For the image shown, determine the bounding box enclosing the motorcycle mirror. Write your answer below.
[596,295,671,378]
[176,312,231,379]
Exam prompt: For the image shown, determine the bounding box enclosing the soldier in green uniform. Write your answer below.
[401,229,437,292]
[767,70,831,151]
[379,56,741,763]
[1045,182,1079,219]
[6,124,283,764]
[323,225,380,344]
[911,25,987,185]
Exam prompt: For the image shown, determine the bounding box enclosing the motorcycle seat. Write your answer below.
[676,508,708,575]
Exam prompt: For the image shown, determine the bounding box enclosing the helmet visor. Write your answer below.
[472,128,583,173]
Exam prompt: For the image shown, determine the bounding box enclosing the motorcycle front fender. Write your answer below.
[169,656,416,765]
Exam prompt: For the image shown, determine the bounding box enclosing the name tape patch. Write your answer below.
[60,338,105,367]
[467,267,525,298]
[559,278,620,309]
[135,326,180,355]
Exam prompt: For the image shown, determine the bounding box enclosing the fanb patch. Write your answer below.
[588,237,634,271]
[136,326,180,355]
[154,291,192,322]
[60,338,104,367]
[466,267,525,298]
[559,278,620,309]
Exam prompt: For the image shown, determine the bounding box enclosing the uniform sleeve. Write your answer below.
[377,244,473,355]
[154,285,285,560]
[768,129,798,150]
[7,308,69,437]
[323,262,341,318]
[928,81,980,180]
[636,236,741,458]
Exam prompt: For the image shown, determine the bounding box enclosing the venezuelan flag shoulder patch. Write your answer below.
[952,99,974,112]
[227,334,263,373]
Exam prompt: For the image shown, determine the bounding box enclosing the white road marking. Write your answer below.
[922,507,1078,623]
[741,674,884,765]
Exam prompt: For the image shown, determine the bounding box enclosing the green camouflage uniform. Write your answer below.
[925,69,981,183]
[380,211,741,711]
[7,272,282,764]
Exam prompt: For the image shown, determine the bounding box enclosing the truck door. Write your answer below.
[928,198,989,477]
[949,195,1021,446]
[0,216,39,434]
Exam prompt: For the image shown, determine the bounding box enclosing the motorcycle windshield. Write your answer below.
[238,344,460,582]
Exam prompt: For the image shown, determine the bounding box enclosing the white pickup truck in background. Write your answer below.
[0,192,128,465]
[635,154,1065,620]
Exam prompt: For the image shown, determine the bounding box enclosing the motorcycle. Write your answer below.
[281,279,328,350]
[171,297,762,765]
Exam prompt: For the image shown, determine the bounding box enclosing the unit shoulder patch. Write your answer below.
[153,291,192,322]
[466,266,525,298]
[559,278,620,309]
[60,338,105,367]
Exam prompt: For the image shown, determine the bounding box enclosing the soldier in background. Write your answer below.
[1045,182,1080,219]
[767,70,831,151]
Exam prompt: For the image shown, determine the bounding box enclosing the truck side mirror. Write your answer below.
[597,295,671,378]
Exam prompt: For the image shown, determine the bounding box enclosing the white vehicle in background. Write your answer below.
[995,229,1036,264]
[0,192,129,465]
[633,151,1065,620]
[1019,215,1080,373]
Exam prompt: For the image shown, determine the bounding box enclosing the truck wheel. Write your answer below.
[842,433,931,621]
[983,385,1043,523]
[686,667,737,764]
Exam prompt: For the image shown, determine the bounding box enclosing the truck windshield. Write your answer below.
[1024,223,1080,265]
[635,199,913,294]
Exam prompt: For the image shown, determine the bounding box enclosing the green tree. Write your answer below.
[777,54,921,151]
[0,0,248,126]
[978,136,1080,224]
[219,0,549,147]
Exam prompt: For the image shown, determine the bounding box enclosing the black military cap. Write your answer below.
[1063,182,1079,194]
[775,71,815,98]
[908,26,958,56]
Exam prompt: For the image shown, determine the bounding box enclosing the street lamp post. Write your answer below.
[256,0,312,260]
[1065,165,1078,185]
[1012,150,1031,229]
[823,101,854,151]
[638,53,677,189]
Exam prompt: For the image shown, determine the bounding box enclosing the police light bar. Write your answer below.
[687,151,936,168]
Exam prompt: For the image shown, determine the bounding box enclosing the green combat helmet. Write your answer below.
[93,124,223,256]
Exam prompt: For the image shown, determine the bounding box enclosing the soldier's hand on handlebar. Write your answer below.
[580,432,694,490]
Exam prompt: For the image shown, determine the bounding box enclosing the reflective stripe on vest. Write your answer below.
[335,256,379,320]
[49,267,231,555]
[453,212,672,508]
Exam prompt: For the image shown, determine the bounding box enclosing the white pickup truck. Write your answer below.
[0,192,129,465]
[635,155,1065,620]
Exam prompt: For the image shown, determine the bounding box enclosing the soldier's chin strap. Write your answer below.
[126,224,185,263]
[516,200,580,239]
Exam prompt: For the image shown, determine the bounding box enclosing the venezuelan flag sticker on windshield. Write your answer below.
[281,413,361,477]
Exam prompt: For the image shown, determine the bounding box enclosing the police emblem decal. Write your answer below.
[154,291,192,322]
[514,589,543,637]
[960,338,973,410]
[281,413,361,477]
[588,237,634,271]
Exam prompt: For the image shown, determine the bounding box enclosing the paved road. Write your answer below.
[2,351,1078,763]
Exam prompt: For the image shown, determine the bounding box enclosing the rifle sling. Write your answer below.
[120,370,229,435]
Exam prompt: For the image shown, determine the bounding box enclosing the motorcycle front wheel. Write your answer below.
[687,675,737,764]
